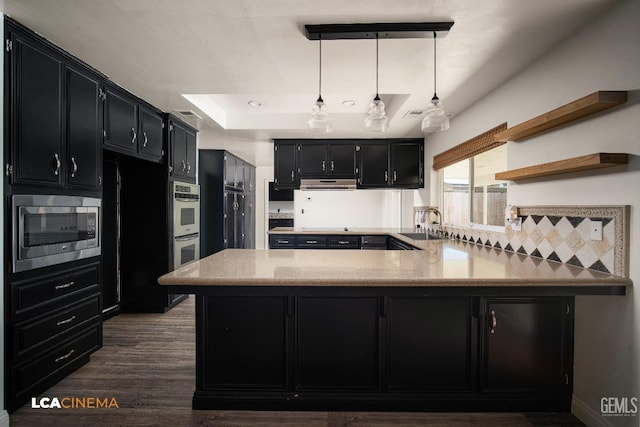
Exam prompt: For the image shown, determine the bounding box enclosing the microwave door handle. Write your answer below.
[175,235,198,242]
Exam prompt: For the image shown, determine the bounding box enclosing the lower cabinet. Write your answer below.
[388,297,475,391]
[482,298,573,397]
[194,292,573,411]
[5,260,103,412]
[297,297,379,390]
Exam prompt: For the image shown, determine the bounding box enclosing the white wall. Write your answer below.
[423,1,639,425]
[293,189,402,229]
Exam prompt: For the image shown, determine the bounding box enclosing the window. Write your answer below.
[442,144,507,228]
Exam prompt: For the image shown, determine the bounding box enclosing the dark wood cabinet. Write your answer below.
[390,141,423,188]
[358,142,389,188]
[328,143,357,177]
[7,24,102,192]
[66,66,101,190]
[169,116,197,182]
[202,296,288,389]
[298,143,327,177]
[274,142,298,189]
[482,297,573,396]
[388,297,475,391]
[297,297,379,390]
[104,85,164,163]
[9,31,64,188]
[138,105,164,160]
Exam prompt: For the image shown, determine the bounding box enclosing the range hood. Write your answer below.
[299,179,357,191]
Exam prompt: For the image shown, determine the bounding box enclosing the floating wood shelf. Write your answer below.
[494,91,627,142]
[495,153,629,181]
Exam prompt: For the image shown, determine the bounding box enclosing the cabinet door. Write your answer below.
[236,159,246,191]
[328,143,357,177]
[66,67,101,190]
[298,143,328,177]
[483,298,572,393]
[185,129,197,180]
[139,106,164,161]
[203,296,287,389]
[274,142,298,189]
[244,192,255,249]
[11,34,64,187]
[297,297,379,390]
[171,122,187,179]
[388,298,475,391]
[104,87,137,153]
[245,164,255,193]
[224,154,237,189]
[223,191,236,249]
[390,142,422,188]
[358,143,389,188]
[235,193,246,249]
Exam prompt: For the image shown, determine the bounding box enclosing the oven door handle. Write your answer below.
[175,234,199,242]
[175,198,199,202]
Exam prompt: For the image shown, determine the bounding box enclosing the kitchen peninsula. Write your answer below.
[158,232,630,412]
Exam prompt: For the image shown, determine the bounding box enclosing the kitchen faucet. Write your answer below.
[426,207,443,236]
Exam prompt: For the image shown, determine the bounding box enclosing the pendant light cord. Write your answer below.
[375,34,379,97]
[433,31,438,100]
[318,35,323,101]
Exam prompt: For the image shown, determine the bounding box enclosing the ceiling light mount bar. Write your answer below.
[304,22,454,40]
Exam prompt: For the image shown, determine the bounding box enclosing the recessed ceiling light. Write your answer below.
[341,100,356,107]
[248,100,262,107]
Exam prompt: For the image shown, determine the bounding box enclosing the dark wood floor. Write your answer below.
[10,296,585,426]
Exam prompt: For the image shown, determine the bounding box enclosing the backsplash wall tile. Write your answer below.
[428,206,630,277]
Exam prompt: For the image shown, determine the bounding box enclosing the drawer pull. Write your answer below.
[338,240,350,245]
[54,281,75,290]
[56,315,77,326]
[276,240,289,244]
[55,349,75,363]
[306,240,318,244]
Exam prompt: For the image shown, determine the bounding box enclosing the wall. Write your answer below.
[422,1,639,425]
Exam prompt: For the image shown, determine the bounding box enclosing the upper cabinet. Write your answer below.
[6,23,102,192]
[274,139,423,190]
[103,84,164,163]
[167,115,197,183]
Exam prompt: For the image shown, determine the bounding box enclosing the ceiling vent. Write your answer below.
[402,109,427,119]
[175,110,203,120]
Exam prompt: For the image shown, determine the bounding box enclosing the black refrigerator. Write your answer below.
[199,150,256,257]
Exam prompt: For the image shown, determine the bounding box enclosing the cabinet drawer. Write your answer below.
[361,235,388,248]
[296,236,327,248]
[270,235,295,249]
[328,236,360,249]
[11,325,101,401]
[12,264,99,316]
[12,296,101,359]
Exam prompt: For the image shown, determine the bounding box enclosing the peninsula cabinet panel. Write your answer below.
[388,297,475,391]
[296,297,379,390]
[203,296,287,389]
[482,297,573,397]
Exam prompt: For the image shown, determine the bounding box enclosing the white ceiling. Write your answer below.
[1,0,621,141]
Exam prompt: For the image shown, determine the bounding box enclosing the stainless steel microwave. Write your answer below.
[12,195,101,273]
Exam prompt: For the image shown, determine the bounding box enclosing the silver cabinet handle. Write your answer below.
[331,160,335,172]
[56,315,76,326]
[393,170,397,182]
[322,160,326,172]
[143,132,148,148]
[53,153,61,176]
[186,161,191,174]
[306,240,318,244]
[384,170,388,182]
[55,349,75,363]
[131,127,137,144]
[55,281,75,290]
[71,157,78,178]
[290,170,294,181]
[181,160,186,172]
[338,240,350,245]
[490,310,497,334]
[276,239,289,244]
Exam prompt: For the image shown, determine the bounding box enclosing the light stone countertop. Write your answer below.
[158,238,631,289]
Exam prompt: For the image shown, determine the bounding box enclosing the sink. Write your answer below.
[400,232,445,240]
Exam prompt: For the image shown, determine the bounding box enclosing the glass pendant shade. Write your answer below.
[421,96,449,133]
[364,96,389,132]
[307,96,332,133]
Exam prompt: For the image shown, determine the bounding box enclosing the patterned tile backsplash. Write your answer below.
[422,206,630,277]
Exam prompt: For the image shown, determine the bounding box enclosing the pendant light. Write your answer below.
[364,34,389,132]
[421,31,450,133]
[307,34,332,133]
